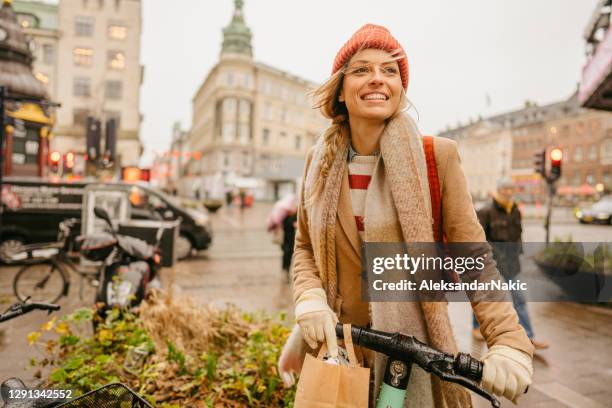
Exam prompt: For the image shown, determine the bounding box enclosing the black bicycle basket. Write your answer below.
[55,383,153,407]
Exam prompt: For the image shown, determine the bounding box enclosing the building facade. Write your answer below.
[440,94,612,202]
[13,0,143,170]
[0,0,55,178]
[181,0,327,201]
[439,120,512,200]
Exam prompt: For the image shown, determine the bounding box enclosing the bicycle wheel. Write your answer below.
[13,260,68,304]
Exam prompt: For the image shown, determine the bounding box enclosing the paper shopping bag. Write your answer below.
[294,324,370,408]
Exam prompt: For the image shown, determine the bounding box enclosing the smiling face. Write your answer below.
[339,48,404,124]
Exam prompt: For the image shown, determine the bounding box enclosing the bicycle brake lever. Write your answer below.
[428,363,500,408]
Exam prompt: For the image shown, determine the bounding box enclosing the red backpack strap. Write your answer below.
[423,136,459,285]
[422,136,443,242]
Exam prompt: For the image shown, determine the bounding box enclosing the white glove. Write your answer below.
[295,288,339,357]
[482,345,533,404]
[278,324,307,387]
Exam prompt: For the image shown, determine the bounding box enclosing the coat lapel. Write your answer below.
[337,164,361,258]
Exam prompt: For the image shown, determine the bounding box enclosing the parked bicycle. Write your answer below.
[335,323,503,408]
[0,300,153,408]
[11,219,102,304]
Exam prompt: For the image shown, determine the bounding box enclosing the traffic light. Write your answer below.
[533,149,545,176]
[86,116,101,162]
[49,151,61,174]
[104,118,117,163]
[63,152,75,174]
[549,147,563,182]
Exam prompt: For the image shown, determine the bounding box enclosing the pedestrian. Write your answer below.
[281,205,297,279]
[277,24,534,406]
[473,178,550,350]
[266,194,298,278]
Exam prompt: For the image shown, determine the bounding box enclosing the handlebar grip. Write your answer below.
[454,352,483,382]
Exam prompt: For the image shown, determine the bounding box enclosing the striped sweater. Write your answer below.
[347,155,378,240]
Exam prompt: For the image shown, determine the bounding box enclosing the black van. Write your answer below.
[0,177,212,260]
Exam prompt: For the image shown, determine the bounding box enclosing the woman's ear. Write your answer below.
[338,89,345,103]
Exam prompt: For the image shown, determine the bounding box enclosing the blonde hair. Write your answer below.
[308,57,413,202]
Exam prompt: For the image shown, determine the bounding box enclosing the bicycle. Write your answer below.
[0,300,153,408]
[335,323,504,408]
[11,219,102,304]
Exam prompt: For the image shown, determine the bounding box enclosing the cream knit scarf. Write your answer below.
[303,112,472,408]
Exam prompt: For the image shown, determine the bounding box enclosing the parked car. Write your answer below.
[0,177,212,261]
[575,195,612,225]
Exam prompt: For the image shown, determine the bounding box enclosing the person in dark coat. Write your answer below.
[473,178,549,350]
[281,208,297,278]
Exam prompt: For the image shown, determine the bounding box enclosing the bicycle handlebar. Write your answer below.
[335,324,501,408]
[0,300,60,323]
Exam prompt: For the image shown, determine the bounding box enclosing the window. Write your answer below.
[42,44,54,64]
[75,16,94,36]
[223,98,236,114]
[223,152,229,167]
[573,146,583,162]
[295,134,302,150]
[239,124,249,143]
[239,99,250,115]
[601,139,612,164]
[243,73,251,89]
[262,128,269,145]
[107,50,125,70]
[572,171,582,186]
[264,102,272,120]
[588,145,598,161]
[73,77,91,96]
[226,71,234,87]
[586,173,595,185]
[105,80,122,99]
[108,24,126,40]
[73,47,93,66]
[222,123,235,143]
[73,108,89,127]
[281,107,287,123]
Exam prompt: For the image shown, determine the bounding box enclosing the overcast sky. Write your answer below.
[139,0,598,165]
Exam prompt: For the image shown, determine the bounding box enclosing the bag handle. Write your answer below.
[314,324,360,367]
[342,324,359,367]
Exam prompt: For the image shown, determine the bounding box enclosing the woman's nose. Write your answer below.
[369,67,384,84]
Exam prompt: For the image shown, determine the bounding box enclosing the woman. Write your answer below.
[278,24,533,407]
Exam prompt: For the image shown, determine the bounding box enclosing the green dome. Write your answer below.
[221,0,252,57]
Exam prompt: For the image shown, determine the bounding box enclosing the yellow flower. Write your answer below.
[27,331,41,345]
[98,329,114,342]
[55,322,70,336]
[40,317,57,332]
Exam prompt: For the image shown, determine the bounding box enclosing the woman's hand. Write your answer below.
[278,324,307,387]
[294,288,339,356]
[482,345,533,404]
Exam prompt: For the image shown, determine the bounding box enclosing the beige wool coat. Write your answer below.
[292,114,533,407]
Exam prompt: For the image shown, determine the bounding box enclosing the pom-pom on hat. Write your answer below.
[332,24,409,90]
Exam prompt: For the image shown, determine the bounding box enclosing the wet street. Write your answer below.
[1,202,611,407]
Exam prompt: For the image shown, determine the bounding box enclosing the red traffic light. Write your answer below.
[550,148,563,163]
[49,151,61,164]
